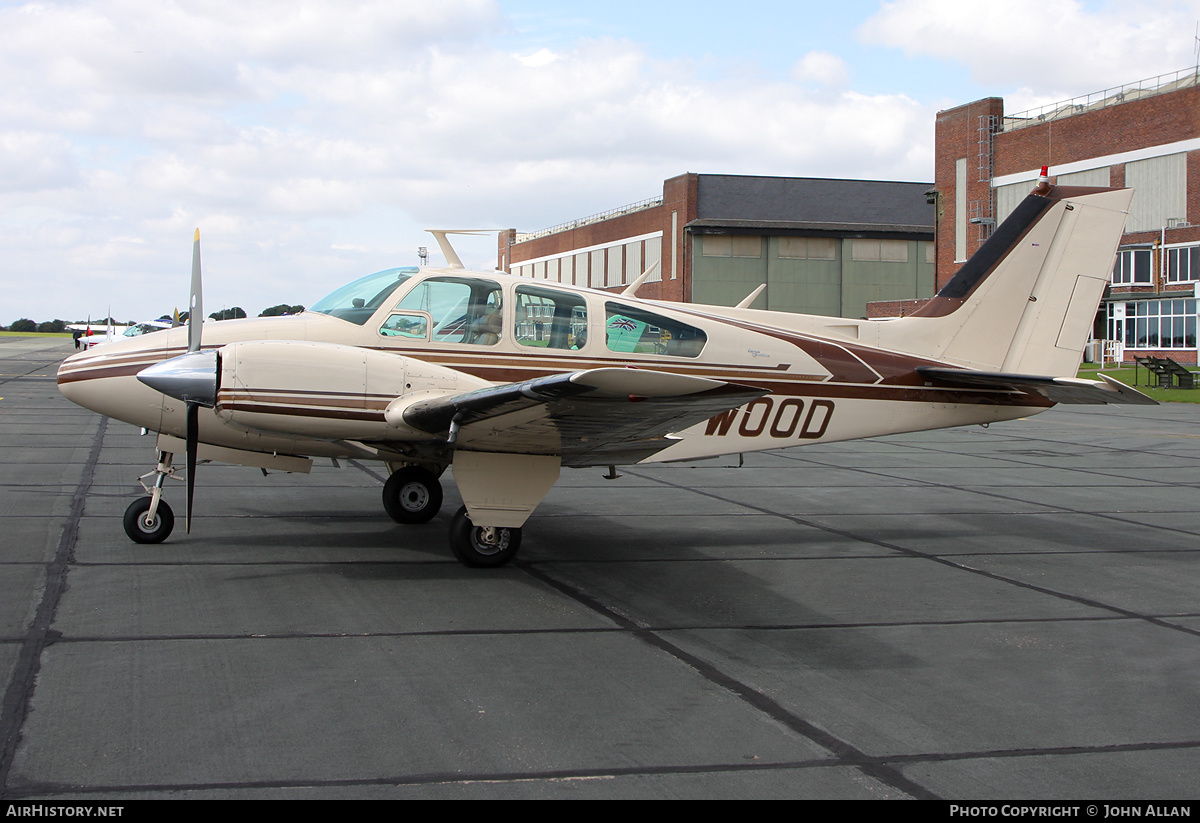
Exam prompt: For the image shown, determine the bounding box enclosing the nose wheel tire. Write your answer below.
[383,467,443,524]
[449,506,521,567]
[123,497,175,544]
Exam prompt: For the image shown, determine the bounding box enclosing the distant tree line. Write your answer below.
[6,319,70,333]
[4,304,306,332]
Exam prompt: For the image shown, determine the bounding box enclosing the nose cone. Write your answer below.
[137,349,220,407]
[58,346,158,420]
[57,351,92,407]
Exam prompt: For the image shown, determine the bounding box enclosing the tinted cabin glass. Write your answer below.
[604,302,706,357]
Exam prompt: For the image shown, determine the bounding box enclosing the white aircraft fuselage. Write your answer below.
[57,183,1152,566]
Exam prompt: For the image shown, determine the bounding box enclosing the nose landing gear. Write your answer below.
[123,451,178,544]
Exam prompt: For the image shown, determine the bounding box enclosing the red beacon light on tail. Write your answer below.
[1032,165,1052,195]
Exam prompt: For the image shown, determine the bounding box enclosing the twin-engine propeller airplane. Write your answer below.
[58,174,1154,567]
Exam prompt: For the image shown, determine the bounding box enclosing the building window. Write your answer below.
[703,234,731,257]
[731,236,761,258]
[703,234,761,258]
[1112,299,1197,349]
[607,244,624,286]
[590,249,605,288]
[1112,249,1152,285]
[1124,153,1187,233]
[778,237,836,260]
[625,240,642,282]
[1166,246,1200,283]
[645,238,662,282]
[852,239,908,263]
[955,157,967,262]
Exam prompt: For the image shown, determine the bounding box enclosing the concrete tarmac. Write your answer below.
[1,337,1198,799]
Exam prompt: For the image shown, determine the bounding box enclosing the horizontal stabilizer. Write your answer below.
[918,367,1158,406]
[393,367,767,466]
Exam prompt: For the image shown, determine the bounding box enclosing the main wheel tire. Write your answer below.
[123,497,175,544]
[449,505,521,568]
[383,467,443,524]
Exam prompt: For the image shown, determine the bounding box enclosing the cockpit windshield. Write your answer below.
[310,267,419,325]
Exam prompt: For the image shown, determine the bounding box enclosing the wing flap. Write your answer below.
[918,367,1157,405]
[394,367,767,466]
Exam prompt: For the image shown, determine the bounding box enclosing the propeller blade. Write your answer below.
[188,229,203,354]
[185,402,198,533]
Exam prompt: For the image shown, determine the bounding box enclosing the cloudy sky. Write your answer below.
[2,0,1198,324]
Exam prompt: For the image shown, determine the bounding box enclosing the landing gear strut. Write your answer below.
[449,506,521,568]
[123,451,177,543]
[382,466,443,524]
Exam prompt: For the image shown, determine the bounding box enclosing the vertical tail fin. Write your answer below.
[885,185,1133,376]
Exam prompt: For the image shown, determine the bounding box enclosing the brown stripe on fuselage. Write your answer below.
[56,362,151,384]
[215,400,387,423]
[56,345,210,384]
[220,388,394,410]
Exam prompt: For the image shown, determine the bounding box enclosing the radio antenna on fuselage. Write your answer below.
[424,229,502,270]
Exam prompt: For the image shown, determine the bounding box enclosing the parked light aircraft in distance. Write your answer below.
[68,322,127,348]
[58,174,1154,567]
[69,320,171,349]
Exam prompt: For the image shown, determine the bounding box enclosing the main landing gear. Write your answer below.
[449,506,521,568]
[123,451,178,544]
[383,464,522,568]
[382,466,443,524]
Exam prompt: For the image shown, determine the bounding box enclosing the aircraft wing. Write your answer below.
[917,367,1157,405]
[392,367,768,467]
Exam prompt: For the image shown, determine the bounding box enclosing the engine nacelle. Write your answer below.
[214,340,488,440]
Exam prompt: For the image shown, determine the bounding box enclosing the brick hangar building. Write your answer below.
[937,67,1199,365]
[500,68,1199,364]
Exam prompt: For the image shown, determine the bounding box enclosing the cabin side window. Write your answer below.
[604,302,707,357]
[393,278,503,345]
[515,285,588,350]
[378,312,430,340]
